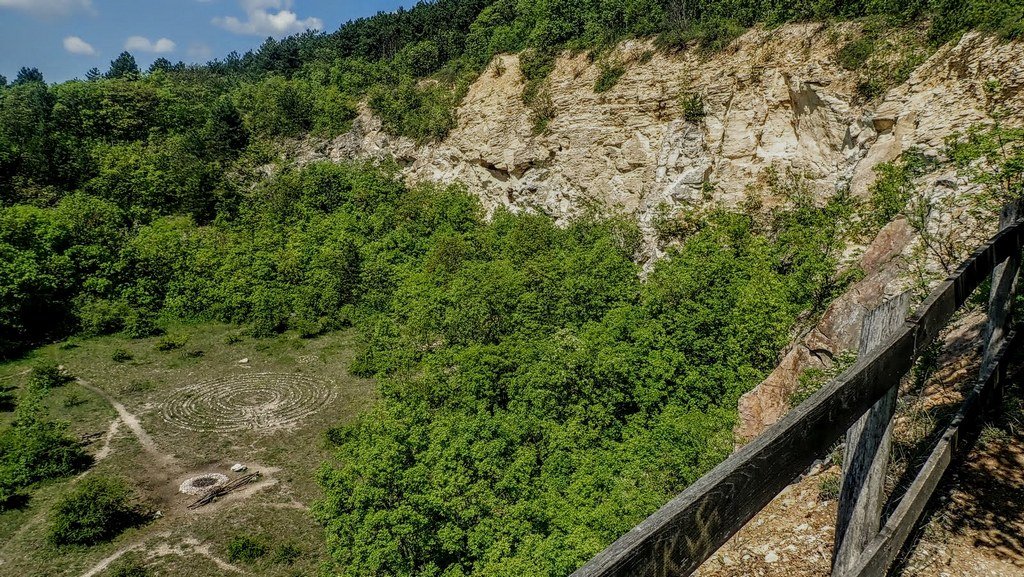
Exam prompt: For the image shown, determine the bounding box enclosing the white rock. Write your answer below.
[764,550,780,563]
[231,463,247,472]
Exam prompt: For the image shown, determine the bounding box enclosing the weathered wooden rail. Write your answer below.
[571,200,1024,577]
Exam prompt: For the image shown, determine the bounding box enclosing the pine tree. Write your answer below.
[14,67,44,85]
[105,52,140,79]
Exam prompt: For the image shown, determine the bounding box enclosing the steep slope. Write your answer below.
[299,21,1024,438]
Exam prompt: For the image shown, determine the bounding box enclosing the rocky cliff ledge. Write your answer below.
[296,22,1024,440]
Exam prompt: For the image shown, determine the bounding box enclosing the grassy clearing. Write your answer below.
[0,322,373,576]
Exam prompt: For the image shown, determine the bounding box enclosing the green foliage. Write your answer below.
[657,15,746,52]
[272,542,303,565]
[520,48,556,105]
[1,389,92,508]
[945,121,1024,203]
[368,78,460,143]
[106,52,140,80]
[111,349,133,363]
[120,380,153,395]
[106,557,149,577]
[28,362,73,391]
[227,534,269,563]
[0,387,13,412]
[866,150,930,230]
[0,139,852,571]
[155,334,187,352]
[530,89,556,134]
[679,92,706,122]
[837,21,931,101]
[837,37,876,71]
[62,391,84,408]
[123,310,162,339]
[818,473,841,501]
[931,0,1024,43]
[791,351,857,407]
[14,67,44,85]
[764,168,858,310]
[235,76,313,138]
[314,179,852,575]
[47,476,146,546]
[868,161,914,226]
[0,2,1019,573]
[594,59,626,93]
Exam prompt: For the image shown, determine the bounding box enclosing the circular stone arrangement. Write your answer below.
[161,373,335,433]
[180,473,229,495]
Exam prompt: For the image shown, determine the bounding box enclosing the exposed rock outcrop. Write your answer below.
[296,23,1024,439]
[735,217,915,440]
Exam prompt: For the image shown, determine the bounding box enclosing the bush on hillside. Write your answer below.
[27,362,72,391]
[0,392,92,508]
[106,557,149,577]
[47,476,146,546]
[227,534,269,563]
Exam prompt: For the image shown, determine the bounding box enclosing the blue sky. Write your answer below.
[0,1,408,83]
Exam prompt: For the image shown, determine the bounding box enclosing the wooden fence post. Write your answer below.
[982,200,1022,380]
[832,292,911,576]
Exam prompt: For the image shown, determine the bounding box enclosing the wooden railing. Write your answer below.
[571,201,1024,577]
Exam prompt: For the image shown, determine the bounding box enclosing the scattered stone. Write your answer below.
[231,463,247,472]
[750,544,770,556]
[237,358,249,364]
[764,550,779,563]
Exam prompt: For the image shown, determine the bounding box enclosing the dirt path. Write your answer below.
[92,418,121,462]
[76,378,175,468]
[893,423,1024,575]
[0,368,31,381]
[77,535,247,577]
[78,541,150,577]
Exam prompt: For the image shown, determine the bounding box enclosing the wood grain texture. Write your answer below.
[983,201,1022,374]
[832,293,911,575]
[841,331,1018,577]
[571,217,1024,577]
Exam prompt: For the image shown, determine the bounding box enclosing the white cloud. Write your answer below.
[63,36,96,56]
[124,36,177,53]
[187,42,213,60]
[213,0,323,36]
[0,0,93,17]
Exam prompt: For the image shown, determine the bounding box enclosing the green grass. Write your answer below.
[594,60,627,93]
[0,322,374,576]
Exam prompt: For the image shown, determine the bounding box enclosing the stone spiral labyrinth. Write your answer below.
[161,373,335,433]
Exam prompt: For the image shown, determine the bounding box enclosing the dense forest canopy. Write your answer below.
[1,0,1022,575]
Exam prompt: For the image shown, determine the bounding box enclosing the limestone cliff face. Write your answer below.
[298,23,1024,439]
